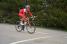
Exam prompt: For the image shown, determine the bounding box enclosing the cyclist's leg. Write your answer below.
[18,16,26,31]
[26,17,31,28]
[21,16,31,28]
[18,14,24,25]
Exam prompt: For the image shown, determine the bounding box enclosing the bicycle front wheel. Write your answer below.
[26,21,36,34]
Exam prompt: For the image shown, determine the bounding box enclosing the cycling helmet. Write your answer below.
[25,5,30,8]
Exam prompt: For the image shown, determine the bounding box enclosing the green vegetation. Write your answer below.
[0,0,67,31]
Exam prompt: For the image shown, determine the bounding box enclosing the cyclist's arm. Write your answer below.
[28,11,33,16]
[27,8,33,16]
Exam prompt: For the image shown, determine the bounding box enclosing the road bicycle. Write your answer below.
[15,16,36,34]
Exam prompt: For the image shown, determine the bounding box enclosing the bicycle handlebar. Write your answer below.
[30,16,37,20]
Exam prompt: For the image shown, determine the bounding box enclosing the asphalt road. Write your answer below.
[0,24,67,44]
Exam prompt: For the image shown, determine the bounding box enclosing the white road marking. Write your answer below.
[10,36,51,44]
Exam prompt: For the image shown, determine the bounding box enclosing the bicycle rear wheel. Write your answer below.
[26,21,36,34]
[15,21,24,32]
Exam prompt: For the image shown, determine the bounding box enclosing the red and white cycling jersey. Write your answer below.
[18,8,32,18]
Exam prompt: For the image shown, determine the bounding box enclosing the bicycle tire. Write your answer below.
[15,21,24,32]
[26,21,36,34]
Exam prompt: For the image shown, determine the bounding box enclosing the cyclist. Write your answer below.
[18,0,33,29]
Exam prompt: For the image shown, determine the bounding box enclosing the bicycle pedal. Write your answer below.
[21,25,25,31]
